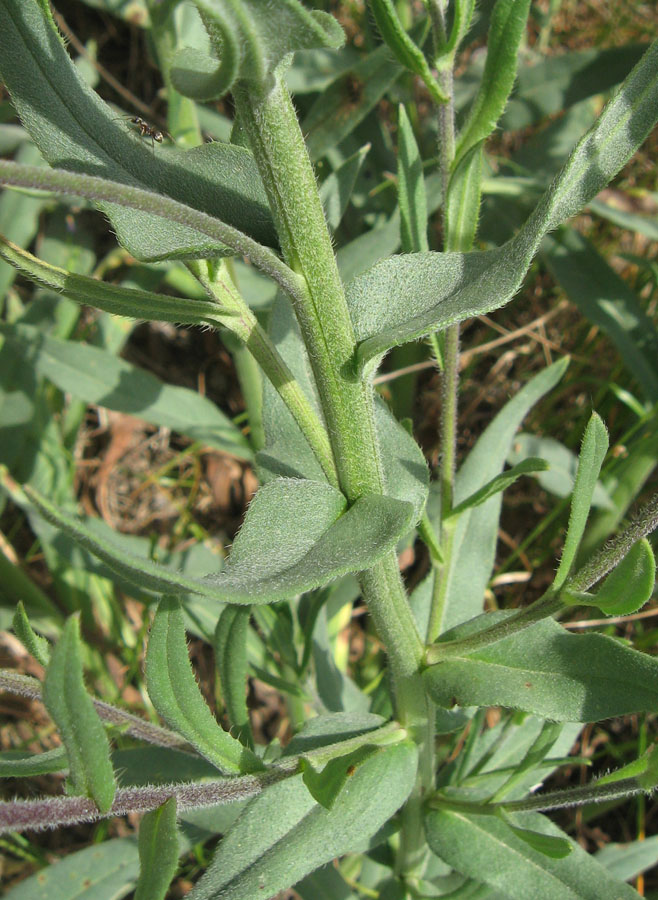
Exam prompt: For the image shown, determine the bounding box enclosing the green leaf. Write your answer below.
[455,0,531,165]
[3,837,139,900]
[447,457,548,519]
[347,40,658,369]
[42,616,116,814]
[188,741,418,900]
[425,809,638,899]
[542,228,658,403]
[369,0,447,105]
[565,539,656,616]
[0,0,276,260]
[445,141,484,251]
[424,616,658,722]
[23,479,413,605]
[134,798,180,900]
[397,104,429,254]
[554,413,609,591]
[0,321,252,460]
[171,0,344,99]
[428,358,568,634]
[146,597,264,775]
[214,606,254,748]
[0,746,67,777]
[0,234,235,330]
[12,600,50,667]
[507,433,614,509]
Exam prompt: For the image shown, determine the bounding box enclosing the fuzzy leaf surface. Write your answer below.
[215,606,253,747]
[188,741,418,899]
[554,413,609,590]
[424,616,658,722]
[3,838,139,900]
[43,616,116,813]
[25,479,412,604]
[346,40,658,368]
[146,598,264,774]
[425,809,639,899]
[134,798,180,900]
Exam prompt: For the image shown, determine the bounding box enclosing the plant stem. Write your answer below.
[231,77,424,691]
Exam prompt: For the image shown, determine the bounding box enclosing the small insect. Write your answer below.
[127,115,164,148]
[114,114,166,152]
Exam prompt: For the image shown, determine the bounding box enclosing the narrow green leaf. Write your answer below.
[3,838,139,900]
[447,457,548,519]
[0,233,234,329]
[43,616,116,814]
[134,797,180,900]
[24,478,413,605]
[455,0,532,164]
[370,0,447,104]
[397,104,429,253]
[554,413,609,590]
[12,601,50,667]
[425,809,637,899]
[424,616,658,722]
[214,606,254,748]
[146,598,264,775]
[188,741,418,900]
[565,539,656,616]
[427,358,568,635]
[347,40,658,368]
[491,721,564,802]
[445,141,484,251]
[0,746,67,777]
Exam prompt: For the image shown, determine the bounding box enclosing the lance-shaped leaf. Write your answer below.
[172,0,344,99]
[0,234,235,328]
[0,0,275,259]
[24,479,413,604]
[455,0,532,165]
[397,104,429,254]
[188,741,418,900]
[134,797,180,900]
[214,606,254,748]
[553,413,609,591]
[370,0,447,104]
[424,616,658,722]
[0,746,68,778]
[12,601,50,667]
[42,616,116,814]
[146,598,264,775]
[346,40,658,369]
[425,808,639,899]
